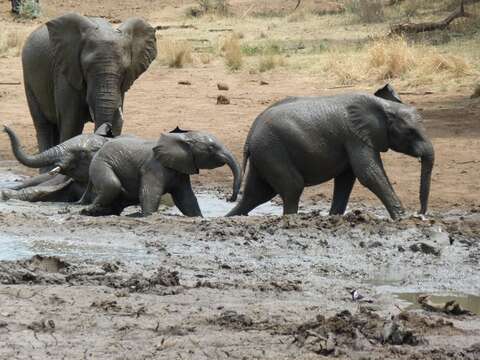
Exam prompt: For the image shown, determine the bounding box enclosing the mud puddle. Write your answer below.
[160,192,283,217]
[396,293,480,315]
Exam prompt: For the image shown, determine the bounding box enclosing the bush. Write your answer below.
[223,35,242,71]
[367,36,414,79]
[346,0,384,23]
[18,0,41,19]
[158,39,193,68]
[258,54,286,73]
[186,0,230,17]
[0,30,27,57]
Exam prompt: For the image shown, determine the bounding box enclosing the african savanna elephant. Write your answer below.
[81,128,242,217]
[2,124,112,202]
[22,13,157,170]
[227,91,435,219]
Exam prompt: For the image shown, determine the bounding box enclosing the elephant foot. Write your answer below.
[80,205,122,217]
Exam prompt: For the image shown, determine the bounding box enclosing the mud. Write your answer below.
[0,166,479,358]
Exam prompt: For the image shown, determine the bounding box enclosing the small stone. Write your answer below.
[217,82,229,91]
[178,80,191,85]
[217,95,230,105]
[260,80,269,85]
[409,242,441,256]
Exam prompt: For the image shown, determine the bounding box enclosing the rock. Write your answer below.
[217,82,229,91]
[217,95,230,105]
[409,242,441,256]
[260,80,269,85]
[178,80,191,85]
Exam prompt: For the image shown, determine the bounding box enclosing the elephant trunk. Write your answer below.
[3,126,64,168]
[91,74,124,137]
[419,141,435,215]
[222,149,242,202]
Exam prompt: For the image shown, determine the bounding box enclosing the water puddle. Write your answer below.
[160,192,282,217]
[0,233,156,263]
[0,165,25,189]
[395,293,480,315]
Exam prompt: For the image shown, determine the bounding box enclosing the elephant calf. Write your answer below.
[227,89,434,219]
[81,128,241,217]
[2,123,112,202]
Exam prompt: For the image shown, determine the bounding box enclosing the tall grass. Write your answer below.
[223,35,242,71]
[323,36,473,85]
[0,30,27,58]
[157,39,193,68]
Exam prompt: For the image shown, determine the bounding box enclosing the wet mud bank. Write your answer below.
[0,168,479,358]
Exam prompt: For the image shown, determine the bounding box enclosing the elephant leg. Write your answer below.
[226,165,276,216]
[1,178,74,202]
[9,173,54,190]
[81,166,124,216]
[25,87,59,173]
[170,177,202,217]
[139,178,164,217]
[77,181,94,205]
[55,82,88,143]
[347,144,404,219]
[262,162,304,215]
[329,168,356,215]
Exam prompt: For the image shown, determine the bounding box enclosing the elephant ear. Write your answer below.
[46,13,97,91]
[152,134,198,175]
[118,18,157,92]
[347,97,389,152]
[374,84,403,104]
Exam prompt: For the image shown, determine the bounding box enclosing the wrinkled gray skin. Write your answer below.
[1,124,112,202]
[22,13,157,172]
[81,129,242,217]
[227,87,435,219]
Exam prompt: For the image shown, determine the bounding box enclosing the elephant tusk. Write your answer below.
[118,107,124,121]
[48,166,62,176]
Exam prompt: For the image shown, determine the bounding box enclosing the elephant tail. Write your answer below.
[241,141,250,176]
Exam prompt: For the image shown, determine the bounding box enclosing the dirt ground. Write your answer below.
[0,1,479,359]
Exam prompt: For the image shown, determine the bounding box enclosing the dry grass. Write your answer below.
[367,36,415,80]
[223,35,242,71]
[320,35,474,86]
[258,54,286,73]
[0,29,27,58]
[324,50,363,85]
[157,39,193,68]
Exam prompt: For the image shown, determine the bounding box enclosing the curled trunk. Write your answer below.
[3,126,64,168]
[222,149,242,202]
[419,142,435,214]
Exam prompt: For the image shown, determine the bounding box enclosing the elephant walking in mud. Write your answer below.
[227,87,435,219]
[81,128,242,217]
[22,13,157,172]
[1,124,113,203]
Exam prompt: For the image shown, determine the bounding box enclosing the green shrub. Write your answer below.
[18,0,41,19]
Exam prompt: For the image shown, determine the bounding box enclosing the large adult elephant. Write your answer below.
[227,90,435,219]
[22,13,157,170]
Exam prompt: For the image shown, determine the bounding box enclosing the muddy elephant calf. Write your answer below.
[81,128,242,217]
[2,124,112,202]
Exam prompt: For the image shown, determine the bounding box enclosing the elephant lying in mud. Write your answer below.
[22,13,157,172]
[81,128,241,217]
[227,86,435,219]
[1,124,113,203]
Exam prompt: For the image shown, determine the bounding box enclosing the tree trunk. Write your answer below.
[389,0,470,35]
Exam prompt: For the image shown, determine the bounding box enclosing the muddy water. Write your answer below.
[1,165,479,303]
[396,293,480,315]
[0,166,281,262]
